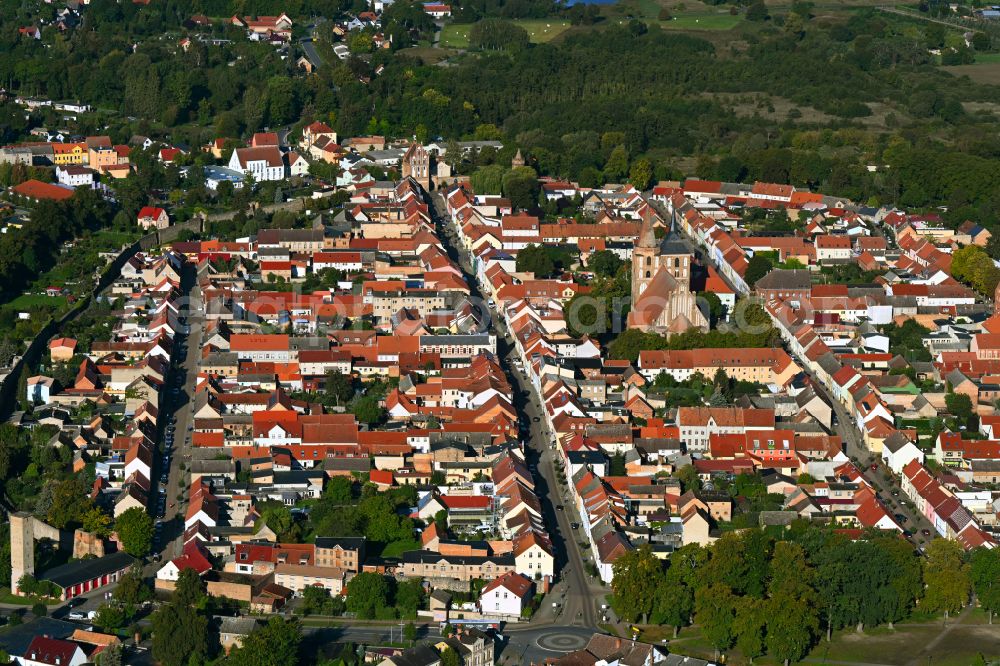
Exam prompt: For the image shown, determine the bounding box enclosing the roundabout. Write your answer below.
[533,626,594,653]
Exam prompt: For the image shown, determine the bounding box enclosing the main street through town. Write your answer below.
[154,259,205,565]
[428,192,608,634]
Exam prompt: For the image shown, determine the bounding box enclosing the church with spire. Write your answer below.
[626,211,709,336]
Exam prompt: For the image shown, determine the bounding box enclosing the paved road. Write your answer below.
[152,259,205,564]
[301,620,596,664]
[428,192,604,632]
[876,5,985,33]
[300,21,327,69]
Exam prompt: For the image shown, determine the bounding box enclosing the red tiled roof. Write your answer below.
[12,179,74,201]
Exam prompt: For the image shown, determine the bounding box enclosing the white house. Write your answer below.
[26,375,54,404]
[881,433,925,475]
[286,151,310,177]
[229,146,285,182]
[479,571,533,620]
[156,541,212,581]
[513,531,554,581]
[55,165,95,188]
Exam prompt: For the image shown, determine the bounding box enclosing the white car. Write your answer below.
[68,611,87,620]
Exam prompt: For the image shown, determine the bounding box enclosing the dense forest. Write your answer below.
[1,0,1000,222]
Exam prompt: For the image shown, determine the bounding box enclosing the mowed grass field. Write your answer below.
[635,608,1000,665]
[659,13,743,29]
[943,61,1000,85]
[439,19,571,48]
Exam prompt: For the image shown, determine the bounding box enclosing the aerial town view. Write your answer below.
[0,0,999,664]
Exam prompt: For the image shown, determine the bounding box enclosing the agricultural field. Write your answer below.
[439,19,572,48]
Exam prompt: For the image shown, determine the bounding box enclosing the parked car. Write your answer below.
[68,611,87,621]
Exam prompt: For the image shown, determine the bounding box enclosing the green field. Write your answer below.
[658,13,743,30]
[379,538,421,558]
[5,293,67,310]
[636,608,1000,665]
[439,19,572,48]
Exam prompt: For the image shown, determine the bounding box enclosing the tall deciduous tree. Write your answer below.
[610,545,662,623]
[766,592,818,666]
[695,583,737,657]
[115,506,153,557]
[971,548,1000,624]
[151,601,209,666]
[922,539,971,618]
[228,617,302,666]
[732,597,767,663]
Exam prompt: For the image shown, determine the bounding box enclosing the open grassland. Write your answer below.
[439,19,571,48]
[635,608,1000,665]
[943,61,1000,85]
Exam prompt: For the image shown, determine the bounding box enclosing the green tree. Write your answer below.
[695,583,737,657]
[516,244,555,277]
[81,507,113,538]
[468,19,529,51]
[346,572,391,619]
[325,370,355,405]
[766,592,818,665]
[113,565,152,607]
[352,395,386,426]
[588,250,623,278]
[629,158,654,191]
[396,579,425,618]
[675,464,702,493]
[971,548,1000,624]
[922,539,971,617]
[151,602,209,666]
[610,545,662,623]
[732,597,767,663]
[46,477,92,529]
[502,166,539,210]
[324,476,354,504]
[404,621,417,643]
[653,546,703,637]
[744,254,774,288]
[228,617,302,666]
[746,1,770,20]
[603,145,630,181]
[439,647,461,666]
[175,567,207,609]
[95,603,126,631]
[31,602,46,618]
[115,506,153,557]
[94,643,123,666]
[260,504,294,539]
[470,165,506,195]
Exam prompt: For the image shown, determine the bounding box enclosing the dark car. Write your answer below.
[921,528,931,536]
[556,505,564,511]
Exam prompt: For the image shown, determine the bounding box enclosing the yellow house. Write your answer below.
[52,142,88,165]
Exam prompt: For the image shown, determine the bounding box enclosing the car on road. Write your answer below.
[870,463,878,471]
[571,522,579,529]
[556,504,564,510]
[891,489,900,496]
[68,611,87,620]
[895,513,908,524]
[921,528,931,536]
[532,416,540,422]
